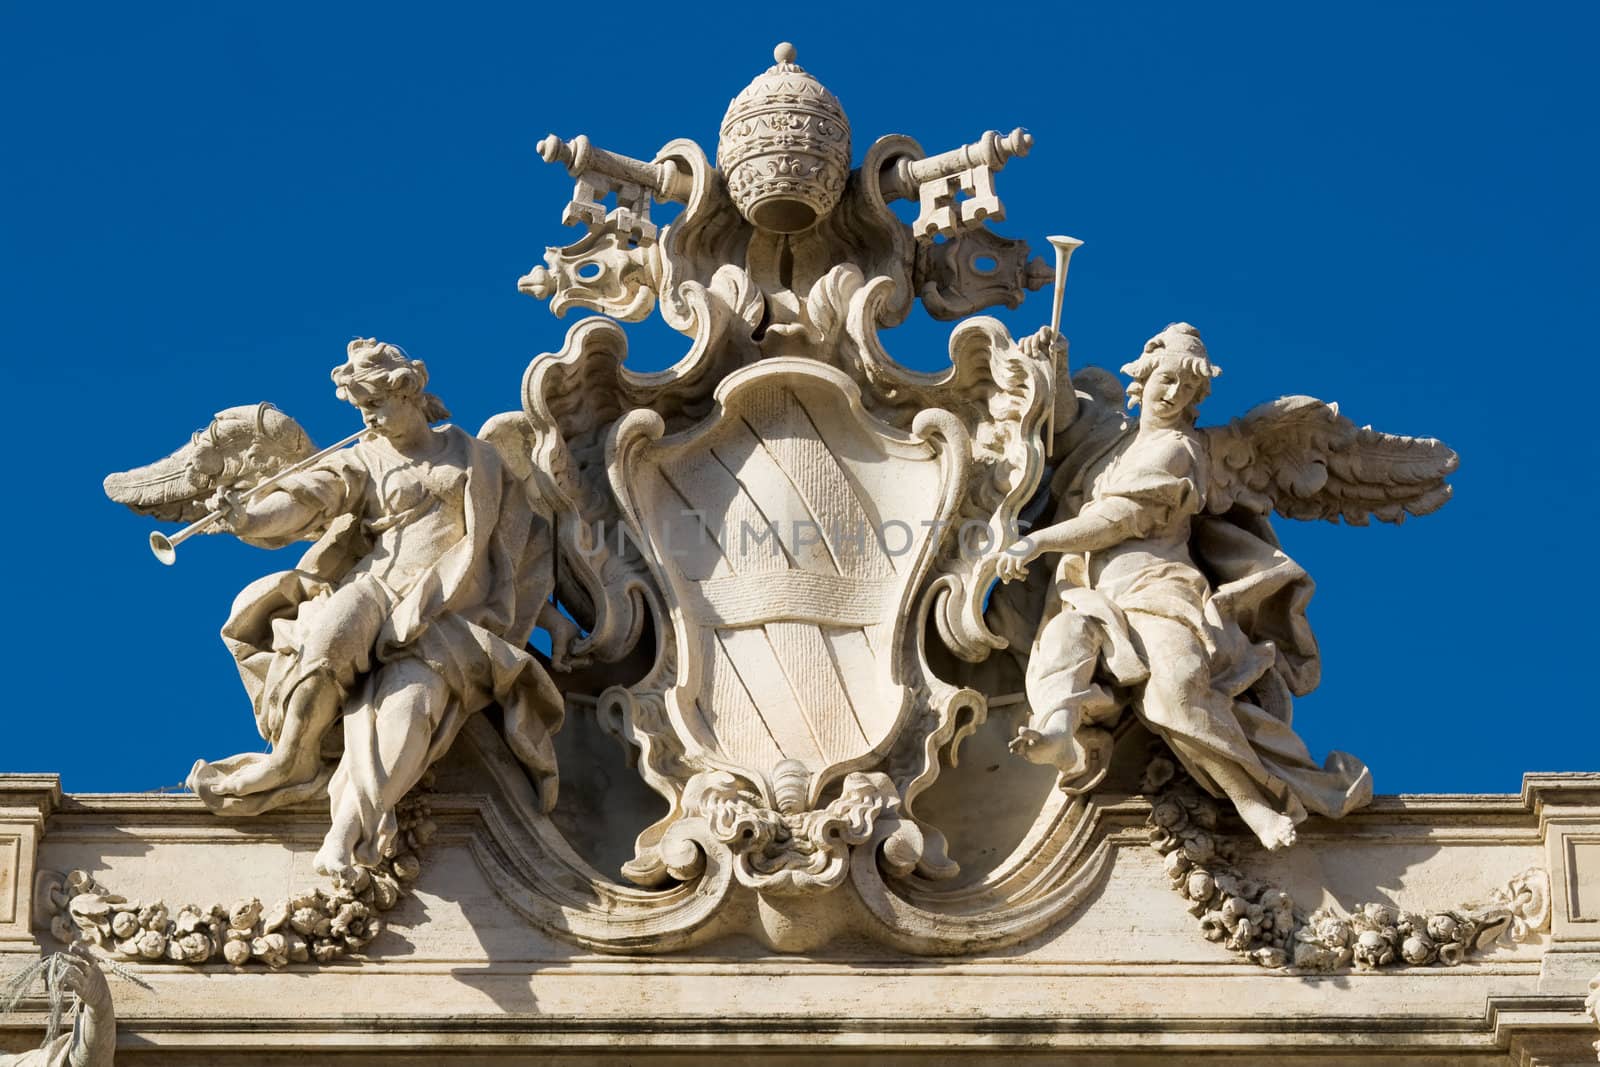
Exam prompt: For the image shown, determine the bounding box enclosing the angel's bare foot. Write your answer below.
[208,771,246,796]
[1263,816,1298,851]
[1238,802,1298,851]
[1205,762,1300,852]
[211,756,299,797]
[313,844,359,887]
[313,806,368,887]
[1010,704,1092,777]
[1009,722,1089,777]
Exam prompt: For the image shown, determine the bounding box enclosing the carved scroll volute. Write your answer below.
[915,227,1054,321]
[519,317,651,666]
[928,317,1055,663]
[520,231,659,322]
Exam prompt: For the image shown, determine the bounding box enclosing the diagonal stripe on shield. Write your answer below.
[610,360,963,802]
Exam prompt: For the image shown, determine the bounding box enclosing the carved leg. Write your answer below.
[317,658,450,879]
[217,576,393,801]
[1203,760,1298,851]
[212,672,342,797]
[1013,599,1116,776]
[1127,612,1299,851]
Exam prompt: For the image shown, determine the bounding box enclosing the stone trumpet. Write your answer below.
[147,428,368,565]
[1044,235,1084,453]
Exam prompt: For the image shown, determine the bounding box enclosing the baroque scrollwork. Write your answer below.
[98,40,1477,961]
[915,227,1053,320]
[669,762,912,894]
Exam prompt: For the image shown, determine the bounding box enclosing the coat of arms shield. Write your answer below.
[609,359,966,807]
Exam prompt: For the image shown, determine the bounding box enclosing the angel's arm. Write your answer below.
[218,465,359,544]
[1024,496,1146,556]
[223,488,321,540]
[999,442,1201,580]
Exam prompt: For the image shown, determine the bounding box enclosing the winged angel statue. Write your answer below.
[103,340,580,881]
[96,44,1464,957]
[994,322,1457,850]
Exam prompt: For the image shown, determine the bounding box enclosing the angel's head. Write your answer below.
[1121,323,1222,428]
[332,339,451,440]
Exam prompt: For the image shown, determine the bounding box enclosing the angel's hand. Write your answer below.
[56,945,110,1010]
[1008,727,1043,754]
[1019,326,1067,368]
[204,488,248,531]
[995,540,1035,583]
[545,613,591,673]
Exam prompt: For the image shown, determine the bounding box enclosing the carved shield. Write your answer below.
[610,359,964,803]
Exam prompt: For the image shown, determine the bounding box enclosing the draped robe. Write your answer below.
[187,426,564,867]
[1018,390,1371,822]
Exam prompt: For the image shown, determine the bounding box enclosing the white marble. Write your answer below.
[0,38,1585,1065]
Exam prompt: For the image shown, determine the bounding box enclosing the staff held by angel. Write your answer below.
[997,321,1457,850]
[105,340,584,882]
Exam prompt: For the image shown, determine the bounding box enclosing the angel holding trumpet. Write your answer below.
[996,321,1457,850]
[104,339,583,881]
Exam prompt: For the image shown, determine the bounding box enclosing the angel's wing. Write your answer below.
[1203,395,1458,525]
[479,321,657,666]
[478,410,541,489]
[103,402,316,523]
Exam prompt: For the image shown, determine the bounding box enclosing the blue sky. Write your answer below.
[2,3,1595,794]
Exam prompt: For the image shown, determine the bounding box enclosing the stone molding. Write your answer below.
[0,775,59,958]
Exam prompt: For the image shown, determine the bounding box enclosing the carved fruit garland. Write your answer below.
[42,788,435,969]
[1143,757,1550,971]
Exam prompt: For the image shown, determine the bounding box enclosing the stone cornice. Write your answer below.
[0,774,61,827]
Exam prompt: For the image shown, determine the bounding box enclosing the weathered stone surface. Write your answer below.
[6,39,1595,1067]
[3,764,1598,1062]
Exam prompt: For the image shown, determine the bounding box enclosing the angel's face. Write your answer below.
[350,389,423,440]
[1140,364,1200,427]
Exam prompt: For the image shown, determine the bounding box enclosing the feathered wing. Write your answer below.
[481,319,657,665]
[103,402,317,523]
[1203,395,1458,525]
[477,410,543,492]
